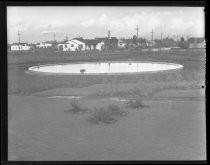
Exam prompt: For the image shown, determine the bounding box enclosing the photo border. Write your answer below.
[1,1,206,164]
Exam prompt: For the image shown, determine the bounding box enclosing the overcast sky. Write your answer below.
[7,7,205,43]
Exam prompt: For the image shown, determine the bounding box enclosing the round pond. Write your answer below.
[28,61,183,75]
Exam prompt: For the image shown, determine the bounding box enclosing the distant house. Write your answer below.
[71,38,86,51]
[118,39,126,48]
[11,43,30,51]
[58,40,77,51]
[188,37,205,48]
[83,39,105,51]
[58,39,86,52]
[36,42,52,48]
[57,37,118,52]
[96,37,118,51]
[57,42,70,51]
[146,40,156,47]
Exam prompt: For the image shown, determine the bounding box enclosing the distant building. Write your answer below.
[10,43,30,51]
[36,42,52,48]
[96,37,118,51]
[57,42,70,51]
[83,39,105,51]
[188,37,205,48]
[58,39,86,52]
[57,37,118,52]
[146,40,155,47]
[71,38,86,51]
[118,39,126,48]
[58,40,77,51]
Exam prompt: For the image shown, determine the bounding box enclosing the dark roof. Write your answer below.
[95,38,107,42]
[44,41,53,44]
[11,43,28,46]
[111,37,118,40]
[188,37,205,43]
[58,41,67,44]
[83,39,101,45]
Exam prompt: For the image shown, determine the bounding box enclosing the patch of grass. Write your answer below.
[87,105,126,125]
[64,99,88,114]
[125,98,149,109]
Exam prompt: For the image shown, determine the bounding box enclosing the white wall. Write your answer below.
[71,39,86,51]
[11,44,30,51]
[58,41,78,51]
[96,41,104,50]
[37,43,52,48]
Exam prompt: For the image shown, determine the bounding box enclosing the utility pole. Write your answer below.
[108,30,111,39]
[136,25,139,39]
[160,32,163,50]
[18,31,21,44]
[136,25,139,45]
[53,32,56,42]
[18,31,21,51]
[151,29,154,47]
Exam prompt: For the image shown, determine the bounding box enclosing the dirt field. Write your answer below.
[8,49,206,160]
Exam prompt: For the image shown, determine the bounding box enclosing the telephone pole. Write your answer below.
[136,25,139,45]
[136,25,139,39]
[18,31,21,44]
[53,32,56,42]
[160,32,163,50]
[151,29,154,47]
[108,30,111,39]
[18,31,21,51]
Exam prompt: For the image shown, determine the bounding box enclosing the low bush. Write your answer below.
[65,99,88,114]
[87,107,117,124]
[87,105,127,125]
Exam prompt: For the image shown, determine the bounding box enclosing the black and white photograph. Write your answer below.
[5,4,206,162]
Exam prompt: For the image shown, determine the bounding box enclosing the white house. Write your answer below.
[11,43,30,51]
[36,42,52,48]
[58,40,85,52]
[96,40,105,50]
[58,41,73,51]
[71,39,86,51]
[146,40,156,47]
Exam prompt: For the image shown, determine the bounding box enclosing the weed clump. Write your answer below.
[65,99,88,114]
[87,105,127,125]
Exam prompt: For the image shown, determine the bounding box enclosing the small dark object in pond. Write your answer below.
[80,69,86,74]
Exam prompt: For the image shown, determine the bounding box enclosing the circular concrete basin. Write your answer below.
[28,61,183,75]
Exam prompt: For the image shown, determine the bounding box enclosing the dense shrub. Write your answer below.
[87,105,127,125]
[64,99,88,114]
